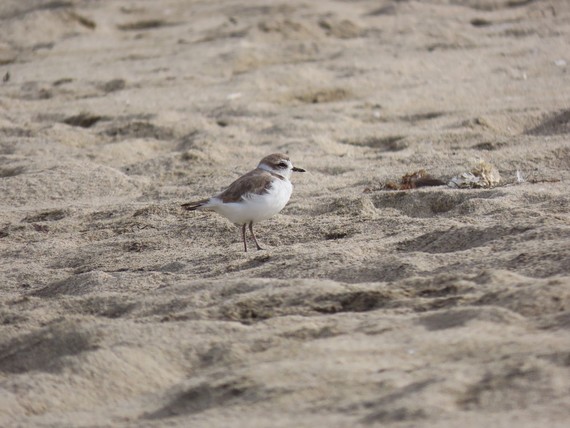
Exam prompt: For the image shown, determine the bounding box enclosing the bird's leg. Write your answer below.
[242,223,248,252]
[249,222,263,250]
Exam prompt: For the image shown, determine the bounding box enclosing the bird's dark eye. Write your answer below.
[277,161,288,168]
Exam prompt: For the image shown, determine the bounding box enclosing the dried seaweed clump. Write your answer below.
[385,169,445,190]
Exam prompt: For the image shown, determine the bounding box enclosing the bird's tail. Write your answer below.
[181,199,209,211]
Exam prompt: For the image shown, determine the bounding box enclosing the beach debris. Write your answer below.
[385,169,446,190]
[448,161,501,189]
[366,162,502,193]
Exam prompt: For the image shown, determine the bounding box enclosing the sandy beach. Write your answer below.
[1,0,569,426]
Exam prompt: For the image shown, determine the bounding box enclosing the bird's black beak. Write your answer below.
[292,166,306,172]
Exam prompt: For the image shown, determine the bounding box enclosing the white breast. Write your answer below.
[210,178,293,225]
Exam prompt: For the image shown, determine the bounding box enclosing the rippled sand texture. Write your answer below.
[1,0,569,427]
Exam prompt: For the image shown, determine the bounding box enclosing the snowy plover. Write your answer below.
[182,153,305,252]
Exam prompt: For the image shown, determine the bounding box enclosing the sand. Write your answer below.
[1,0,569,426]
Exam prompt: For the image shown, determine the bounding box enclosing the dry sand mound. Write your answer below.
[1,0,569,427]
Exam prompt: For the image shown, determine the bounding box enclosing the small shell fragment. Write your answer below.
[448,161,501,189]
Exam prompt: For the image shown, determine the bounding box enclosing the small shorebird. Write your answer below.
[181,153,305,252]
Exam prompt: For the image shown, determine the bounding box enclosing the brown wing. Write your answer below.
[217,168,274,203]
